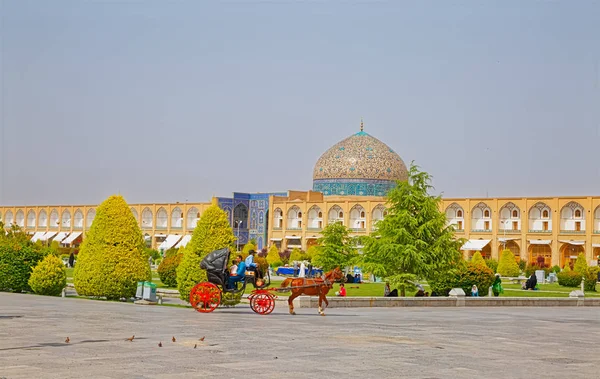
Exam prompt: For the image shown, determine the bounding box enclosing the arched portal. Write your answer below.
[529,243,552,268]
[560,243,584,269]
[499,240,520,260]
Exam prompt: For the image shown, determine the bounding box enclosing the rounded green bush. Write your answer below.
[157,253,182,288]
[28,255,67,296]
[557,271,582,287]
[0,239,45,293]
[73,195,151,300]
[429,262,495,296]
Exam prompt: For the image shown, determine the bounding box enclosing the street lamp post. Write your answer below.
[235,220,242,251]
[502,219,511,251]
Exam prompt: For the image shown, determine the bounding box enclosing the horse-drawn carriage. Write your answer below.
[189,247,276,314]
[189,247,345,316]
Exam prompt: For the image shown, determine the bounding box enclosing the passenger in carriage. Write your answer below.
[227,255,246,289]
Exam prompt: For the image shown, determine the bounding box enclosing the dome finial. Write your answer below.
[360,117,364,132]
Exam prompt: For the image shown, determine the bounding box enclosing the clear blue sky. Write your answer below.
[1,1,599,205]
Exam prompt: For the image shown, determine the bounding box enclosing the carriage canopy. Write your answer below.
[200,247,230,273]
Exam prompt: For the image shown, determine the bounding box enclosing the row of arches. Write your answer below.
[273,204,387,230]
[469,241,594,269]
[135,207,201,229]
[446,201,592,232]
[0,209,93,229]
[0,206,204,230]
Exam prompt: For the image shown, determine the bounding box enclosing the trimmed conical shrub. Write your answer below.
[573,253,588,275]
[267,245,281,266]
[176,204,235,301]
[471,251,487,267]
[497,249,520,277]
[73,195,151,299]
[28,255,67,296]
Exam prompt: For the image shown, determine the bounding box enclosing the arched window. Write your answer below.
[512,210,518,218]
[274,208,283,228]
[156,208,168,229]
[350,205,367,229]
[560,202,585,232]
[4,210,13,225]
[457,210,463,218]
[307,206,323,229]
[86,209,96,228]
[499,202,520,231]
[328,205,344,225]
[27,210,36,228]
[528,202,551,232]
[233,203,248,228]
[471,202,492,231]
[61,210,71,228]
[171,207,183,228]
[49,209,59,228]
[15,210,25,227]
[74,210,84,229]
[38,210,48,227]
[141,208,153,228]
[287,206,302,229]
[187,207,199,229]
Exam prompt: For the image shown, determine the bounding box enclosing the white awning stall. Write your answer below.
[270,238,283,241]
[53,232,68,244]
[528,240,551,245]
[39,231,57,242]
[460,239,491,251]
[285,236,301,239]
[498,237,518,243]
[62,232,82,246]
[159,235,182,251]
[174,235,192,249]
[559,240,585,246]
[30,231,46,243]
[592,243,600,248]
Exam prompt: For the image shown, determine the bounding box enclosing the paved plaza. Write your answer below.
[1,293,600,379]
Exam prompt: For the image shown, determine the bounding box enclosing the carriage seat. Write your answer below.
[207,269,229,287]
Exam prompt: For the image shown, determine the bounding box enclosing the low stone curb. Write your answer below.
[293,296,600,308]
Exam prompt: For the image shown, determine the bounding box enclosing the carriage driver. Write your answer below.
[245,250,261,278]
[227,255,246,289]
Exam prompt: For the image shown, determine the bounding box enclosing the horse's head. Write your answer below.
[325,267,345,283]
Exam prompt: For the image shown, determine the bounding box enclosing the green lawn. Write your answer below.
[67,269,600,298]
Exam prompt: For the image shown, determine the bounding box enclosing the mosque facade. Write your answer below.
[1,123,599,268]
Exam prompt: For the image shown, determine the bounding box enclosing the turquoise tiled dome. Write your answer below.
[312,127,408,196]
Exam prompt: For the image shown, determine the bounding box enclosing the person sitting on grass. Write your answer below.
[524,272,537,290]
[335,283,347,297]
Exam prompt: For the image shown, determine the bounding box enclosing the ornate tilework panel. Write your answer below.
[313,178,397,196]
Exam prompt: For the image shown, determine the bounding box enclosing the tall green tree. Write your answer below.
[312,222,358,271]
[176,204,236,301]
[361,163,463,292]
[73,195,151,299]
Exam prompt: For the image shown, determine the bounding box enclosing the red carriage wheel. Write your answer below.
[250,293,275,315]
[189,282,221,313]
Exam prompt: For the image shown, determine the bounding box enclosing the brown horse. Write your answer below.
[280,267,344,316]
